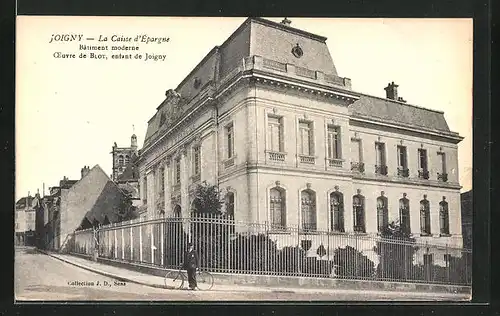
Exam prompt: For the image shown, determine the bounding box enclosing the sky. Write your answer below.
[16,17,473,201]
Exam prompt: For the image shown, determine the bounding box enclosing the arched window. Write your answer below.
[420,197,431,235]
[301,190,316,231]
[377,195,389,232]
[270,187,286,229]
[439,198,450,235]
[225,192,235,219]
[330,191,344,232]
[353,193,365,233]
[174,205,181,218]
[118,155,124,165]
[399,194,411,234]
[125,155,130,164]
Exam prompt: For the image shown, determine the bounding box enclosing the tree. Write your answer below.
[374,220,419,280]
[191,181,224,215]
[117,193,139,222]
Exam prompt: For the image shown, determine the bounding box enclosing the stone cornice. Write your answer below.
[350,115,464,144]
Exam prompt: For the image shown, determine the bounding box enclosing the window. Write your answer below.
[174,205,181,217]
[118,155,124,165]
[397,146,408,169]
[330,191,344,232]
[439,198,450,235]
[418,149,429,179]
[268,116,283,152]
[420,198,431,235]
[437,152,447,181]
[299,121,313,156]
[377,196,389,232]
[226,124,234,158]
[397,146,409,177]
[351,139,364,172]
[270,188,286,229]
[375,142,387,175]
[225,192,235,219]
[174,158,181,185]
[353,194,365,233]
[301,190,316,230]
[192,146,201,176]
[399,195,411,235]
[327,125,341,159]
[15,223,19,229]
[125,155,130,164]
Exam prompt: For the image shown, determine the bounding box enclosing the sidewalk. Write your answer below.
[37,249,471,299]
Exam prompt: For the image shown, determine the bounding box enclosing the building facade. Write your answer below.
[137,17,464,253]
[15,194,39,246]
[38,165,132,251]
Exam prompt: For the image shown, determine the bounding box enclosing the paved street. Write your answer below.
[15,247,470,301]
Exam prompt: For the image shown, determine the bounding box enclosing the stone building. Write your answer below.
[111,134,138,182]
[39,165,133,251]
[461,190,472,249]
[137,17,464,256]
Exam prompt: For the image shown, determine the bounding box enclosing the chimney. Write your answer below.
[81,165,91,179]
[281,17,292,26]
[384,81,398,100]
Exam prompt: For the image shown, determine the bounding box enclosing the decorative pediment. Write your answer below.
[158,89,184,129]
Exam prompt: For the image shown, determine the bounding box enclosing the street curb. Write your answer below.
[36,249,287,293]
[35,249,174,290]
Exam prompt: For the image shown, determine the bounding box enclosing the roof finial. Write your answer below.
[281,17,292,26]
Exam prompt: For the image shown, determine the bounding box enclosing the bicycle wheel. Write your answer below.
[196,271,214,290]
[164,270,184,289]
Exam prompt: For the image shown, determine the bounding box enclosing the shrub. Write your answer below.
[275,246,305,274]
[230,233,278,273]
[333,246,375,279]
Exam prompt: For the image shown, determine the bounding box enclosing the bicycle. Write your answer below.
[164,268,214,290]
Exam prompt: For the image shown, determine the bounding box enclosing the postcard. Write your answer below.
[15,16,472,301]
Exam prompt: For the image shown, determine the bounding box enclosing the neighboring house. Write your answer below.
[39,176,78,250]
[137,17,465,265]
[461,190,472,249]
[111,134,139,182]
[15,196,29,246]
[39,165,133,252]
[15,193,39,246]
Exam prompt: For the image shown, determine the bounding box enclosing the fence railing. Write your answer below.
[69,214,472,286]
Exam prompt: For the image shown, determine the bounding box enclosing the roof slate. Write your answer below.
[349,95,451,133]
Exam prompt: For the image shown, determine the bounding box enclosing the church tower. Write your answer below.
[111,133,138,181]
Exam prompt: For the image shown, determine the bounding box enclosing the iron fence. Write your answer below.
[69,214,472,286]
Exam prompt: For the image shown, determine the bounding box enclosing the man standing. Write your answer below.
[183,242,199,290]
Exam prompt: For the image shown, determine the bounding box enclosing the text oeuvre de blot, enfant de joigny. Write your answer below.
[49,34,169,61]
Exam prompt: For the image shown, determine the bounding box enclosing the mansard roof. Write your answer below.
[349,94,454,134]
[142,17,461,149]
